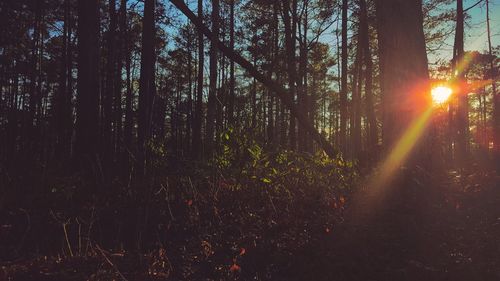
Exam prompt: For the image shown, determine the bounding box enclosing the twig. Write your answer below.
[85,207,96,255]
[50,210,74,257]
[161,182,175,221]
[95,244,129,281]
[76,218,82,256]
[188,176,198,199]
[63,222,74,257]
[266,191,278,215]
[464,0,483,12]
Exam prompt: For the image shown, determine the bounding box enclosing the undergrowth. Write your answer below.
[0,128,358,280]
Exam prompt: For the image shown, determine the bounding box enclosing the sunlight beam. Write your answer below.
[370,108,433,191]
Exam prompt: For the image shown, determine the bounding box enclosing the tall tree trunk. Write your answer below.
[352,36,362,158]
[205,0,219,157]
[454,0,468,164]
[187,28,193,156]
[360,0,377,150]
[55,0,72,159]
[375,0,429,152]
[192,0,204,159]
[282,0,298,150]
[104,0,117,163]
[75,0,100,160]
[340,0,348,154]
[137,0,156,174]
[228,0,235,127]
[114,0,123,158]
[216,16,225,142]
[122,0,133,151]
[299,0,310,152]
[269,3,279,145]
[27,0,42,153]
[486,0,499,164]
[251,55,257,127]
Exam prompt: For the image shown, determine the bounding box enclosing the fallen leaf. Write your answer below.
[230,263,241,273]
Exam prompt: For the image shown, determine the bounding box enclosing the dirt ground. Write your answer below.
[2,166,499,281]
[292,166,500,281]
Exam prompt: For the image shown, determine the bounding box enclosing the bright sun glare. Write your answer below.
[431,86,452,105]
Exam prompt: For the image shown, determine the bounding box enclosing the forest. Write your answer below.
[0,0,499,280]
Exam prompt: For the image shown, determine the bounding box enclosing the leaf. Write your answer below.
[239,248,246,256]
[261,178,272,184]
[229,263,241,273]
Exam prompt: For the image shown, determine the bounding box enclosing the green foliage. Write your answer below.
[215,127,356,193]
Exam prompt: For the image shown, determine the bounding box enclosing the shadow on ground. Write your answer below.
[290,166,500,281]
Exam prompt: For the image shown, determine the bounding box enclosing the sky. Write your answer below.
[432,0,500,63]
[167,0,499,72]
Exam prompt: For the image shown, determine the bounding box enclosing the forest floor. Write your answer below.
[1,165,499,281]
[294,165,500,281]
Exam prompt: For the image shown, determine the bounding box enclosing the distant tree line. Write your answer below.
[0,0,498,183]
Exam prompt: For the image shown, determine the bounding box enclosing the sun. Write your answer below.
[431,86,452,105]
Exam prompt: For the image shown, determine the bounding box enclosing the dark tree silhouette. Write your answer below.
[375,0,429,147]
[75,0,100,161]
[137,0,156,174]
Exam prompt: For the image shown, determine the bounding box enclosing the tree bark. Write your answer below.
[282,0,298,150]
[340,0,348,155]
[75,0,100,160]
[205,0,219,157]
[114,0,123,158]
[192,0,204,159]
[104,0,117,163]
[122,0,133,151]
[351,35,362,158]
[360,0,377,150]
[228,0,235,127]
[486,0,499,165]
[454,0,468,164]
[55,0,72,159]
[137,0,156,174]
[375,0,429,150]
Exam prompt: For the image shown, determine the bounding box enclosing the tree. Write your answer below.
[138,0,156,174]
[375,0,429,149]
[54,0,73,159]
[122,0,134,151]
[169,0,337,157]
[192,0,204,159]
[359,0,377,151]
[75,0,100,160]
[486,0,499,164]
[340,0,348,154]
[103,0,118,163]
[453,0,468,164]
[351,28,362,158]
[282,0,298,150]
[113,0,123,158]
[227,0,236,127]
[205,0,219,157]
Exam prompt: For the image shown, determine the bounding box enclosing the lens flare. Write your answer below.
[431,86,452,105]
